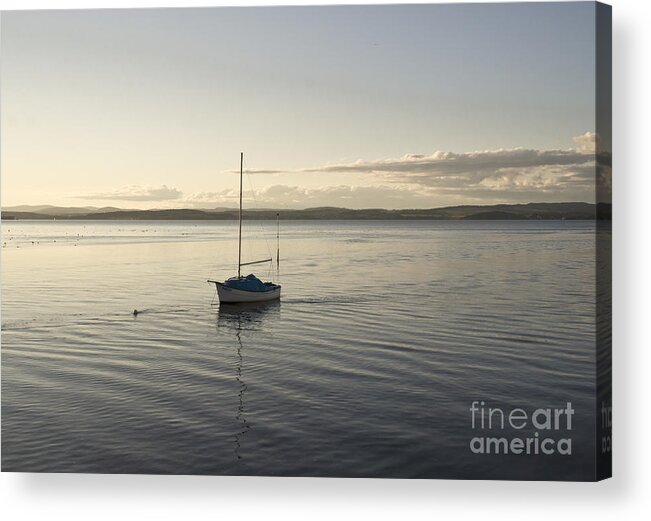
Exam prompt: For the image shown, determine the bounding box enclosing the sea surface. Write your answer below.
[1,220,604,479]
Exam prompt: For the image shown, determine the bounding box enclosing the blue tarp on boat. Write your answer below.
[224,274,272,292]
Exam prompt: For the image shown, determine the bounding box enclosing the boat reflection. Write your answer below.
[216,300,281,330]
[216,301,280,460]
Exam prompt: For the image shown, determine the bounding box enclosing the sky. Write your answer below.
[1,3,603,209]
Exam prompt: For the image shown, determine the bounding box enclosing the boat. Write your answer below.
[208,153,281,303]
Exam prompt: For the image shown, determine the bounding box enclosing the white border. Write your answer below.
[1,0,650,519]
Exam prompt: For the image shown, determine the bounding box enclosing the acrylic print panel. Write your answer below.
[0,2,612,481]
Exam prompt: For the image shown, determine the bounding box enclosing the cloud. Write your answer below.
[77,185,183,201]
[181,189,239,208]
[180,184,433,209]
[256,184,432,208]
[218,134,602,205]
[573,131,599,153]
[295,133,599,203]
[303,148,592,176]
[186,189,237,202]
[73,133,603,208]
[225,169,284,175]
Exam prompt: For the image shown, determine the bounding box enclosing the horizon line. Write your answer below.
[2,201,601,212]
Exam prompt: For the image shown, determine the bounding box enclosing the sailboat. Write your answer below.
[208,153,281,303]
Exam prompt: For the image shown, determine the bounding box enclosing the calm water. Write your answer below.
[1,220,601,479]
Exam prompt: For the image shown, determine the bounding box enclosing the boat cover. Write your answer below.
[224,274,274,292]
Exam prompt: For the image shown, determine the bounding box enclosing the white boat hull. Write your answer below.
[213,282,281,303]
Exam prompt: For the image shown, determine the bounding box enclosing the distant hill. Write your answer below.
[437,202,597,220]
[462,211,522,220]
[2,211,55,220]
[1,202,609,221]
[2,205,132,216]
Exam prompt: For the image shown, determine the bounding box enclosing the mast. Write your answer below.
[238,152,243,278]
[276,212,280,269]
